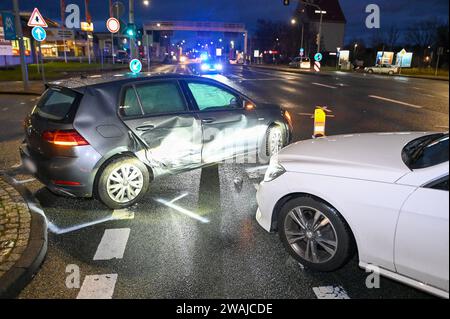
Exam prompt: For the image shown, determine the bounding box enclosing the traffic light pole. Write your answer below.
[298,0,323,53]
[12,0,29,91]
[129,0,135,59]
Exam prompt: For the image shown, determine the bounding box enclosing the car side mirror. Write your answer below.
[243,100,256,111]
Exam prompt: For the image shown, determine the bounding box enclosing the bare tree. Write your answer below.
[385,25,400,51]
[406,19,439,48]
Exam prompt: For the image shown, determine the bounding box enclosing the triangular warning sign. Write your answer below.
[27,8,48,28]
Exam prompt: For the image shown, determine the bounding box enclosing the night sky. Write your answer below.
[0,0,448,44]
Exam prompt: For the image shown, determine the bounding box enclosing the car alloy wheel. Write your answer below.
[284,206,338,263]
[278,196,355,271]
[267,126,284,156]
[106,164,144,204]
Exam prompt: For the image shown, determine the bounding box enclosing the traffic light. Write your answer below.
[283,0,290,5]
[124,23,136,38]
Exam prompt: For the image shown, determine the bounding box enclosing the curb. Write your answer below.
[0,173,48,299]
[0,91,42,96]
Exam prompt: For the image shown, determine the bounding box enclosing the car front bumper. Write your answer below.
[256,173,292,232]
[19,143,102,198]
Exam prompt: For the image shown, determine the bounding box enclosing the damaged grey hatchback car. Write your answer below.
[20,74,292,209]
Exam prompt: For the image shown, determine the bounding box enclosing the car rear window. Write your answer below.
[34,88,80,121]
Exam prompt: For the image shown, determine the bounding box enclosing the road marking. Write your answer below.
[111,209,135,220]
[12,177,36,184]
[368,95,424,109]
[156,197,209,223]
[76,274,118,299]
[312,82,337,89]
[2,107,8,111]
[93,228,130,261]
[170,193,189,203]
[313,286,350,299]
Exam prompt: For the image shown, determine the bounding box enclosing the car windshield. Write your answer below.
[402,133,449,169]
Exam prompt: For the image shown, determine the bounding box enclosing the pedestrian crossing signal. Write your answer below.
[283,0,290,5]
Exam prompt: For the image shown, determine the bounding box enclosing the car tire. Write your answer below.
[368,69,374,74]
[97,156,150,209]
[278,196,355,272]
[266,125,284,157]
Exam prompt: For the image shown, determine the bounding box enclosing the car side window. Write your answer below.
[426,176,449,191]
[135,81,187,115]
[187,82,240,111]
[121,87,143,117]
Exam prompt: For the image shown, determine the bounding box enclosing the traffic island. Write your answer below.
[0,174,47,299]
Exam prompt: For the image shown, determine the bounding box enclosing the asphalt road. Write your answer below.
[0,63,447,299]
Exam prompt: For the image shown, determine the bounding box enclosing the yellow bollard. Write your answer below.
[314,107,326,138]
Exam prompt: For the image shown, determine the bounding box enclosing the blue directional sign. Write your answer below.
[1,12,16,40]
[31,26,46,42]
[129,59,142,74]
[314,52,323,62]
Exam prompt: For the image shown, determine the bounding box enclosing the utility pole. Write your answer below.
[109,0,115,64]
[129,0,135,59]
[85,0,91,64]
[12,0,29,90]
[61,0,67,63]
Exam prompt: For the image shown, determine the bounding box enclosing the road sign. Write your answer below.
[129,59,142,74]
[399,48,407,56]
[106,17,120,33]
[314,61,321,72]
[1,12,16,40]
[300,48,304,57]
[27,8,48,28]
[31,26,46,42]
[314,52,323,62]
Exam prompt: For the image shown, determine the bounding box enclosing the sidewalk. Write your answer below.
[0,81,45,96]
[0,174,47,298]
[244,64,450,81]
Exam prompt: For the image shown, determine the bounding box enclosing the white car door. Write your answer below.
[395,175,449,293]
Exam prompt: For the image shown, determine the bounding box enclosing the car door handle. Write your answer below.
[136,125,155,132]
[201,118,215,124]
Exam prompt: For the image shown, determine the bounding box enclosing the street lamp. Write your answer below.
[143,0,150,5]
[290,18,304,59]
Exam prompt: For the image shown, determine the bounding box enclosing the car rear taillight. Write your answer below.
[42,130,89,146]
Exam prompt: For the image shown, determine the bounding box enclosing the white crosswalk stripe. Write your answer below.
[93,228,131,261]
[76,274,118,299]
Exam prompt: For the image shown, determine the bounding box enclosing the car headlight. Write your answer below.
[201,64,209,71]
[264,157,286,182]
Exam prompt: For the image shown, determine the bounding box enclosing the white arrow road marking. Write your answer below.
[76,274,118,299]
[369,95,424,109]
[312,82,337,89]
[48,209,134,235]
[156,196,209,223]
[93,228,131,261]
[313,286,350,299]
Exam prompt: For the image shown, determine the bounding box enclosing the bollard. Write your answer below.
[313,107,326,138]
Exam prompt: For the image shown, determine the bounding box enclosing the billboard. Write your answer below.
[338,50,350,65]
[0,26,13,56]
[396,51,413,68]
[376,51,394,65]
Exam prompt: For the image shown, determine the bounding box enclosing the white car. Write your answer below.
[256,132,449,298]
[289,57,311,69]
[364,64,399,75]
